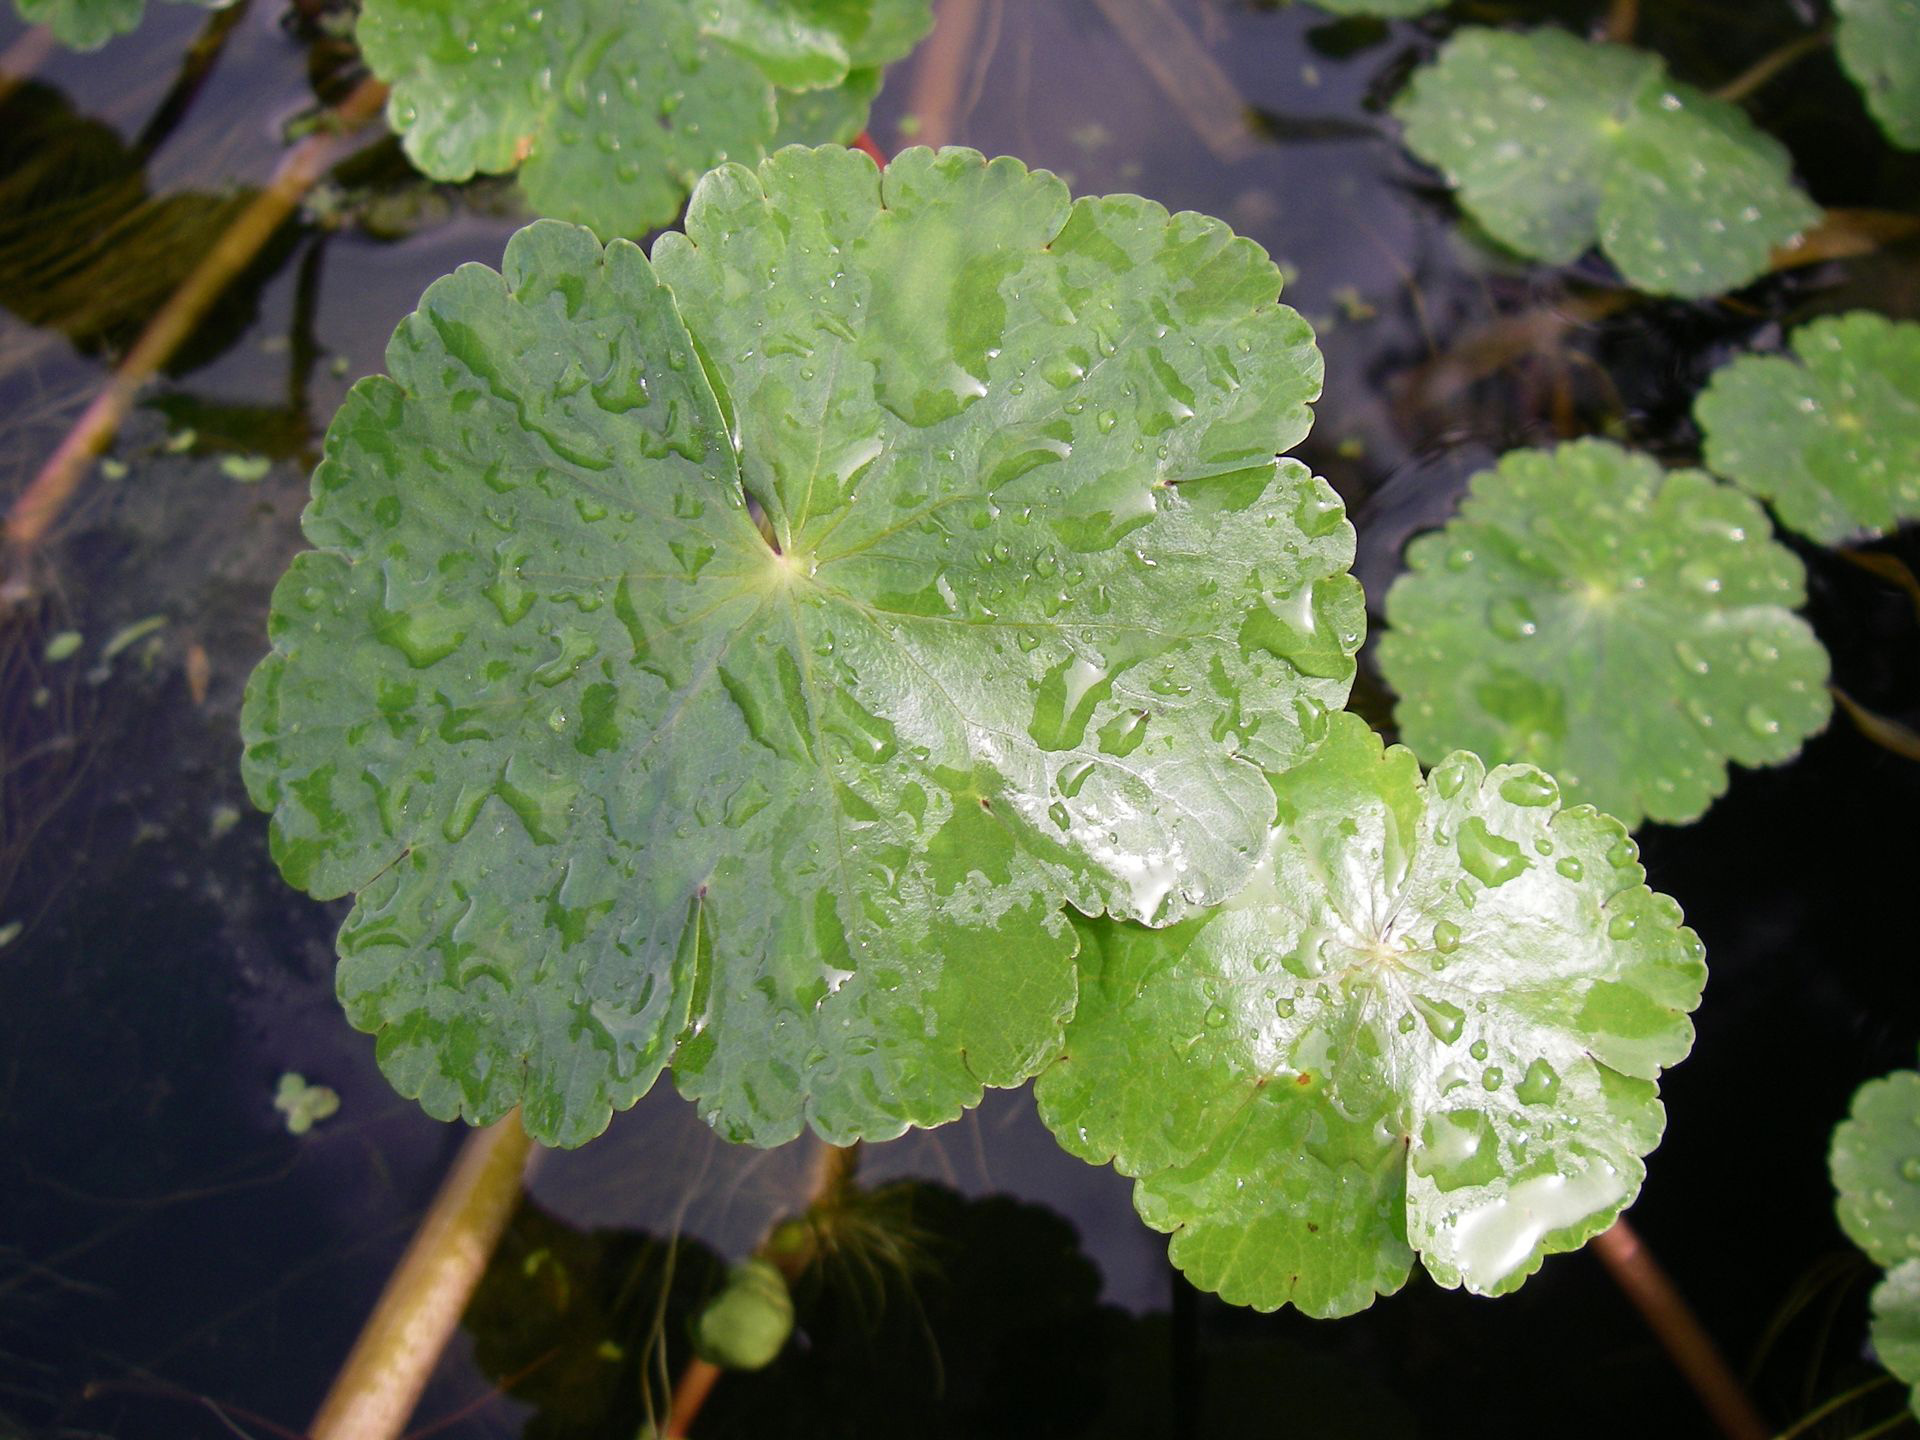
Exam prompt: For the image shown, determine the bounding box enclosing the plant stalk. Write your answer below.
[1593,1219,1771,1440]
[1603,0,1638,45]
[663,1139,859,1438]
[0,73,389,605]
[308,1111,536,1440]
[905,0,984,149]
[1714,27,1833,106]
[0,23,53,102]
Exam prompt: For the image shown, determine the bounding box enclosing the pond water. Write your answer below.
[1,1,1917,1436]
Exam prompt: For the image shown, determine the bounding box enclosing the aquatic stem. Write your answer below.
[1776,1374,1901,1440]
[1603,0,1638,45]
[0,23,53,102]
[309,1111,536,1440]
[0,72,389,606]
[905,0,984,149]
[1592,1219,1771,1440]
[662,1139,859,1438]
[1714,27,1834,106]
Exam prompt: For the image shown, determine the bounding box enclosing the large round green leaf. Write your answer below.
[241,146,1361,1149]
[1832,1063,1920,1272]
[1377,439,1831,829]
[1838,0,1920,150]
[1695,312,1920,545]
[357,0,932,239]
[1036,713,1705,1315]
[1392,27,1818,297]
[15,0,225,50]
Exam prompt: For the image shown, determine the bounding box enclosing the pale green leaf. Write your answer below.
[1837,0,1920,149]
[14,0,225,50]
[357,0,932,238]
[1832,1063,1920,1271]
[1036,713,1705,1315]
[1393,27,1819,297]
[1377,439,1831,829]
[1873,1260,1920,1418]
[1695,311,1920,545]
[242,147,1360,1149]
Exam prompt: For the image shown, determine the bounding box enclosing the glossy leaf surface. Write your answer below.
[1695,311,1920,544]
[1037,714,1704,1314]
[1393,27,1818,297]
[1838,0,1920,149]
[1833,1061,1920,1415]
[356,0,931,238]
[1378,439,1830,829]
[242,147,1359,1148]
[1832,1063,1920,1271]
[14,0,224,49]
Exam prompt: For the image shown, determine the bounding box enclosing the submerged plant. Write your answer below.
[1377,439,1831,828]
[356,0,932,238]
[1695,311,1920,546]
[1393,27,1818,297]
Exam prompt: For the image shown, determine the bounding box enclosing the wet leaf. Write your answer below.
[1832,1062,1920,1272]
[357,0,932,238]
[242,147,1359,1148]
[1695,312,1920,545]
[1393,27,1819,297]
[13,0,224,50]
[1837,0,1920,150]
[1833,1061,1920,1415]
[1872,1260,1920,1418]
[1378,439,1831,828]
[1036,713,1705,1315]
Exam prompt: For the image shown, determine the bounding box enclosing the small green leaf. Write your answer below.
[1393,27,1819,297]
[693,1257,794,1370]
[242,147,1359,1149]
[1695,311,1920,545]
[1378,439,1831,828]
[13,0,225,50]
[1832,1063,1920,1271]
[1036,713,1705,1315]
[1872,1260,1920,1418]
[43,631,83,662]
[357,0,932,238]
[273,1071,341,1134]
[219,453,272,483]
[1837,0,1920,150]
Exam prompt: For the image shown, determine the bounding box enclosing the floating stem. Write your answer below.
[0,73,389,605]
[308,1111,536,1440]
[1592,1219,1771,1440]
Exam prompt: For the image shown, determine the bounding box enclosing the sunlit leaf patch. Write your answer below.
[1037,714,1705,1315]
[1378,439,1830,828]
[241,146,1361,1149]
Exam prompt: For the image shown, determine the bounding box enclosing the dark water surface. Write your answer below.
[2,2,1918,1436]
